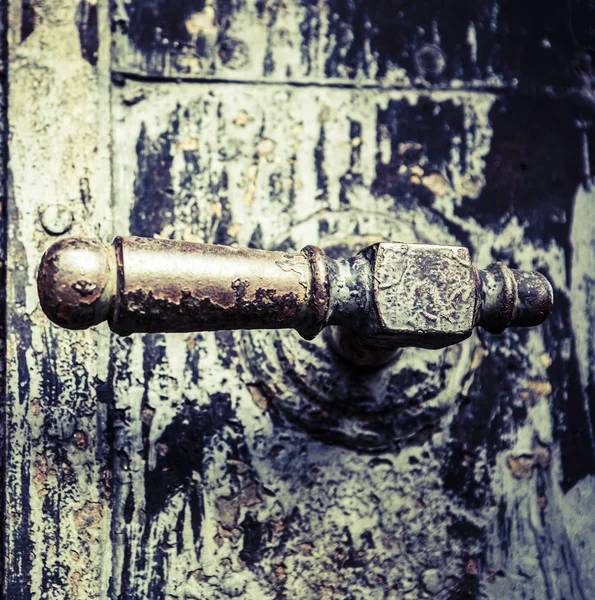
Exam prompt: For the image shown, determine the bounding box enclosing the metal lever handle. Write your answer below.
[37,236,553,351]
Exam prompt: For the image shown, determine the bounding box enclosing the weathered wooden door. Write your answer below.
[5,1,595,598]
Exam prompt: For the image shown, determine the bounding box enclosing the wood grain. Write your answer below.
[6,1,113,598]
[5,0,595,598]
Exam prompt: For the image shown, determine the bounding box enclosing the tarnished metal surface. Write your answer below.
[477,263,554,333]
[105,78,595,599]
[6,1,595,599]
[368,242,553,349]
[300,244,331,339]
[371,243,478,348]
[38,236,552,356]
[37,237,115,330]
[112,236,312,336]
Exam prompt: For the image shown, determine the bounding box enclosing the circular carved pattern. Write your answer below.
[241,209,474,450]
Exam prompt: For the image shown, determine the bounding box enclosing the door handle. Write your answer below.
[37,236,553,358]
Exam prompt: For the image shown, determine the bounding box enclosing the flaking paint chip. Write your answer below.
[422,172,449,196]
[73,501,103,529]
[234,111,248,126]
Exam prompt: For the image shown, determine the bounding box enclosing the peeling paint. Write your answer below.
[6,0,595,598]
[6,0,113,597]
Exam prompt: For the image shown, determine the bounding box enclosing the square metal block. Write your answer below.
[372,243,478,349]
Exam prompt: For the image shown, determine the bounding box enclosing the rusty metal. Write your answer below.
[37,237,553,357]
[37,237,115,330]
[300,244,331,339]
[110,236,316,337]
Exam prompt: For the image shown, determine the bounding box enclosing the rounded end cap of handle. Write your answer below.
[478,265,554,334]
[511,270,554,328]
[37,237,113,330]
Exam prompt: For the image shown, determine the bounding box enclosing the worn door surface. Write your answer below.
[5,1,595,598]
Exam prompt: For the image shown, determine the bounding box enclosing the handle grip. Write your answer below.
[37,236,553,350]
